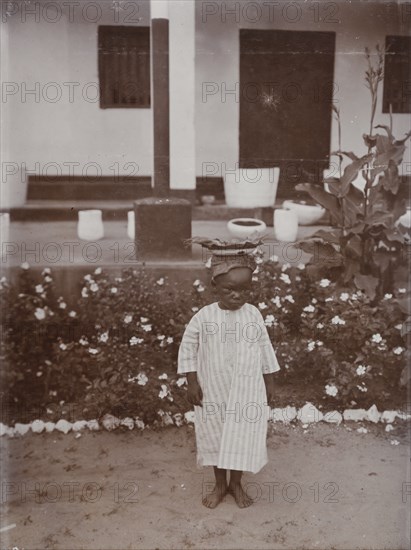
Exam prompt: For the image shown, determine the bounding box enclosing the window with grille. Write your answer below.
[98,25,150,109]
[383,35,411,114]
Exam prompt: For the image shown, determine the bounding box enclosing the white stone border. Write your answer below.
[0,403,409,438]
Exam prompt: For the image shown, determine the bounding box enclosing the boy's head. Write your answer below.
[212,266,253,310]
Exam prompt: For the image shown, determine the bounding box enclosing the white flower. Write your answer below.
[81,287,88,298]
[197,285,205,293]
[281,263,291,271]
[156,278,165,286]
[34,308,46,320]
[88,348,99,355]
[205,257,212,268]
[59,343,67,351]
[390,439,400,445]
[297,263,305,270]
[356,365,367,376]
[384,293,393,300]
[303,305,315,313]
[142,324,152,332]
[351,293,358,301]
[193,279,201,287]
[140,317,148,323]
[280,273,291,285]
[99,332,109,343]
[319,279,331,288]
[316,341,323,347]
[258,302,268,310]
[84,274,92,282]
[316,323,324,329]
[284,295,295,303]
[44,276,52,283]
[158,384,169,399]
[357,384,367,392]
[157,334,165,340]
[137,373,148,386]
[94,267,102,275]
[36,371,43,377]
[331,315,345,325]
[124,315,133,324]
[35,284,44,294]
[371,333,383,344]
[21,262,30,270]
[110,287,118,294]
[130,336,144,346]
[252,276,259,282]
[269,255,279,262]
[325,297,333,302]
[395,324,402,331]
[166,337,173,344]
[42,268,51,275]
[264,314,276,327]
[69,310,76,318]
[158,373,168,380]
[59,302,67,310]
[79,337,88,346]
[393,346,404,355]
[325,384,338,397]
[191,307,199,313]
[398,288,406,294]
[90,283,99,293]
[176,377,187,387]
[340,292,349,302]
[255,256,263,265]
[271,296,281,308]
[311,298,318,304]
[307,341,316,352]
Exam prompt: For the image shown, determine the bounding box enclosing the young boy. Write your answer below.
[178,239,281,509]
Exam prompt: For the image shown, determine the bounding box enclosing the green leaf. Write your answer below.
[340,154,373,196]
[311,229,341,245]
[374,125,394,143]
[370,144,406,181]
[295,183,343,224]
[353,274,379,300]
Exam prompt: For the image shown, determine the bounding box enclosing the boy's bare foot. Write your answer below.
[202,482,227,508]
[228,483,254,508]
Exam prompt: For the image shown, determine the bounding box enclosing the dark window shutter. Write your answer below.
[383,35,411,114]
[98,26,150,109]
[239,29,336,173]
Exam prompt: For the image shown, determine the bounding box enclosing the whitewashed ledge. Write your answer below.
[0,403,410,438]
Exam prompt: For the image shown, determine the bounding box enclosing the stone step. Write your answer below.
[1,200,330,224]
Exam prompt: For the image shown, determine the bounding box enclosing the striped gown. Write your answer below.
[178,302,281,474]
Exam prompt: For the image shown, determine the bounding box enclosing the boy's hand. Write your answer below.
[186,372,203,407]
[266,386,275,407]
[263,373,276,407]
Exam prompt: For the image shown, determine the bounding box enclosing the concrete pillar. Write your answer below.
[134,1,192,260]
[151,0,170,197]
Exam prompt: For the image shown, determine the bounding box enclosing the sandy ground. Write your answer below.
[0,422,410,550]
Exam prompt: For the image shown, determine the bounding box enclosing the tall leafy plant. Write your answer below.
[295,46,410,300]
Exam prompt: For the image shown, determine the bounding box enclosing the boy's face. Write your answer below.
[213,267,253,310]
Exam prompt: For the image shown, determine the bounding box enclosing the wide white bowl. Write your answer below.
[227,218,267,240]
[282,201,325,226]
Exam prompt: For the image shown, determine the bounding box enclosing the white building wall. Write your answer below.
[1,0,410,207]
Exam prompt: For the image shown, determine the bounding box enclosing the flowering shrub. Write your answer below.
[0,259,408,425]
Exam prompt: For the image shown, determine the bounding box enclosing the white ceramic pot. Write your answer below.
[274,208,298,242]
[282,200,325,226]
[227,218,267,240]
[127,211,135,240]
[224,167,280,208]
[77,210,104,241]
